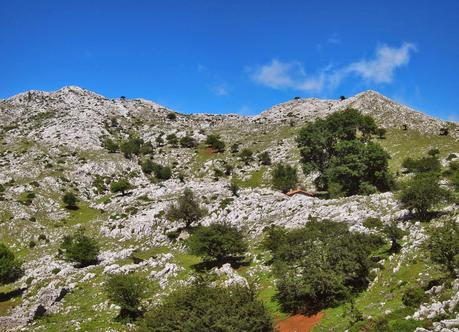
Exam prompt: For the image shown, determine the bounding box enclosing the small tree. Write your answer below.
[0,243,22,285]
[166,188,206,228]
[239,148,253,165]
[60,229,100,267]
[179,136,197,148]
[103,138,119,153]
[141,159,154,174]
[110,179,132,196]
[186,224,247,265]
[376,128,387,139]
[428,219,459,276]
[272,163,298,193]
[258,151,272,165]
[120,138,142,159]
[105,273,147,320]
[152,163,172,180]
[399,173,452,221]
[62,192,78,210]
[205,134,225,152]
[383,222,405,253]
[166,133,178,147]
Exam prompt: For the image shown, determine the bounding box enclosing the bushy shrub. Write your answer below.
[186,224,247,265]
[60,228,100,267]
[137,283,274,332]
[363,217,383,229]
[179,135,197,148]
[103,138,119,153]
[402,156,441,174]
[399,173,452,221]
[272,163,298,193]
[205,134,225,152]
[428,219,459,276]
[141,158,154,174]
[110,179,132,195]
[0,243,22,285]
[166,133,178,147]
[264,220,383,314]
[402,288,427,307]
[62,192,78,209]
[166,188,206,228]
[239,148,253,164]
[105,273,147,320]
[120,138,143,158]
[258,151,272,165]
[151,163,172,180]
[166,112,177,120]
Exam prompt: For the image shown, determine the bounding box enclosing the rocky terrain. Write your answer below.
[0,87,458,331]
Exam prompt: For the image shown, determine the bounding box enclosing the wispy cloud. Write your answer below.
[251,43,417,93]
[212,85,229,96]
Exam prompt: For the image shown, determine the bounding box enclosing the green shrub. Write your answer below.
[258,151,272,165]
[402,156,441,174]
[428,219,459,276]
[152,163,172,180]
[179,136,197,148]
[103,138,118,153]
[0,243,22,285]
[110,179,132,196]
[272,163,298,193]
[62,192,78,209]
[402,288,427,307]
[167,112,177,120]
[138,283,274,332]
[186,224,247,265]
[239,148,253,164]
[60,229,100,267]
[105,273,147,320]
[166,188,206,228]
[205,134,225,152]
[363,217,383,229]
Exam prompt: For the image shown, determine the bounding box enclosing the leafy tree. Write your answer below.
[105,273,147,320]
[297,109,387,195]
[399,173,452,221]
[103,138,119,153]
[383,222,405,253]
[141,158,154,174]
[258,151,272,165]
[239,148,253,164]
[402,156,441,174]
[264,220,383,314]
[167,112,177,120]
[428,219,459,276]
[139,141,154,155]
[179,135,197,148]
[186,224,247,265]
[0,243,22,285]
[324,140,392,197]
[60,228,100,267]
[166,188,206,228]
[62,192,78,209]
[375,128,387,139]
[120,138,142,159]
[272,163,298,193]
[166,133,178,147]
[138,283,274,332]
[110,179,132,196]
[152,163,172,180]
[205,134,225,152]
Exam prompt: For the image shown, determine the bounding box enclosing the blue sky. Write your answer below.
[0,0,458,120]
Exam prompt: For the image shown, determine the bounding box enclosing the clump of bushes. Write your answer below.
[428,219,459,276]
[62,191,78,209]
[205,134,225,152]
[110,179,132,196]
[137,283,274,332]
[263,220,384,314]
[166,188,206,228]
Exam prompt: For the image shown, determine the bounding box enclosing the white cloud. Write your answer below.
[251,43,416,93]
[213,85,228,96]
[345,42,416,83]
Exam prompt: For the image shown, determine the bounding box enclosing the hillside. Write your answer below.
[0,87,458,332]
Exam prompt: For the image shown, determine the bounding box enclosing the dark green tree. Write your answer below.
[186,224,247,265]
[152,163,172,180]
[0,243,22,285]
[205,134,225,152]
[239,148,253,165]
[110,179,132,196]
[383,222,405,253]
[103,138,119,153]
[120,138,142,159]
[138,283,274,332]
[272,163,298,193]
[62,192,78,209]
[60,228,100,267]
[399,173,452,221]
[141,158,154,174]
[166,188,206,228]
[105,273,147,320]
[179,136,197,148]
[166,133,178,147]
[428,219,459,276]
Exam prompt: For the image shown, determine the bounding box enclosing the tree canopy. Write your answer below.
[166,188,206,228]
[0,243,22,285]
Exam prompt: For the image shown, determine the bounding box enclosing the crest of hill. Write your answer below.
[255,90,458,139]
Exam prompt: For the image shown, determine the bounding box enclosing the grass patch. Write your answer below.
[234,167,266,188]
